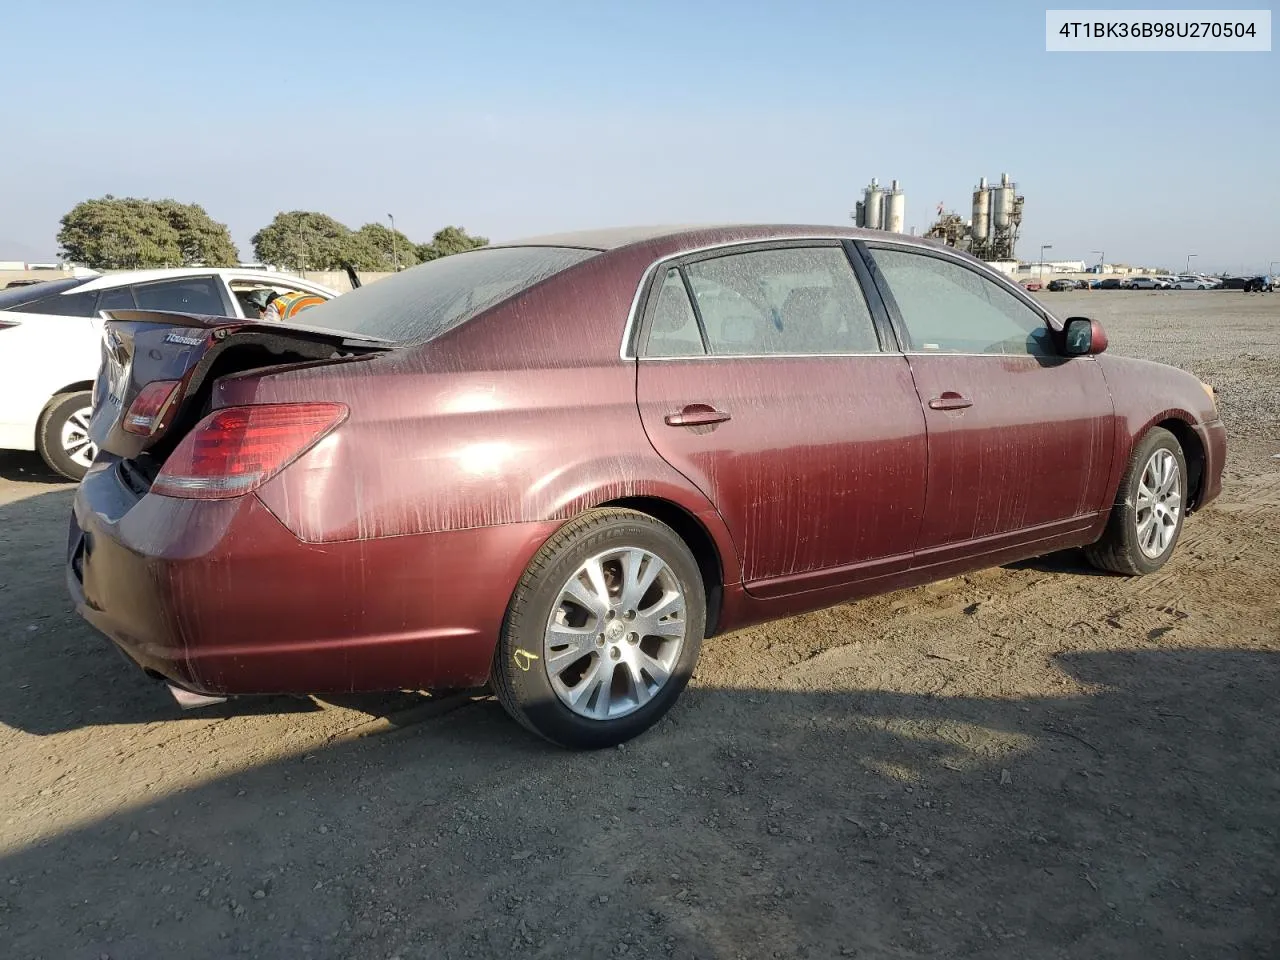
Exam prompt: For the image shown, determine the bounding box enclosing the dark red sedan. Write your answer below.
[69,225,1226,748]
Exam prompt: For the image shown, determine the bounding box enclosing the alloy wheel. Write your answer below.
[543,547,687,720]
[1135,449,1181,558]
[60,406,97,469]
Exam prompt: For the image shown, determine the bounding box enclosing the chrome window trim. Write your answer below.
[638,351,899,362]
[618,235,887,361]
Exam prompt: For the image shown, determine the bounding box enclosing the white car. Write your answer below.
[0,269,341,479]
[1171,277,1214,290]
[1127,276,1171,290]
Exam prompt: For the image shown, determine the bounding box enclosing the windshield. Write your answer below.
[0,277,92,311]
[297,245,598,344]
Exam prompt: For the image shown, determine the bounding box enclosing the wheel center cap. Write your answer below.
[605,619,626,642]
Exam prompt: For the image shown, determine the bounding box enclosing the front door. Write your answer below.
[635,243,928,597]
[862,244,1115,563]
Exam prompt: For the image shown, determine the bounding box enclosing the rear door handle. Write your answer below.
[664,403,731,427]
[928,391,973,411]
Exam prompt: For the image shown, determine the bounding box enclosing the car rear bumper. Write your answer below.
[1193,417,1227,509]
[67,459,561,697]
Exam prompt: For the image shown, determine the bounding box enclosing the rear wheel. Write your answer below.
[36,391,96,481]
[492,508,705,749]
[1084,427,1187,575]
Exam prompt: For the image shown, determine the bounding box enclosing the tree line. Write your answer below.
[56,196,488,271]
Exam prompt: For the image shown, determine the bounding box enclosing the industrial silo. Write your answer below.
[991,172,1014,231]
[971,176,991,244]
[864,178,884,231]
[883,180,905,233]
[854,200,866,228]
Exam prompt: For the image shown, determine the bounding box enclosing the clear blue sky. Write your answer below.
[0,0,1275,272]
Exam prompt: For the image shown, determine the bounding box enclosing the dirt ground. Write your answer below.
[1,291,1277,959]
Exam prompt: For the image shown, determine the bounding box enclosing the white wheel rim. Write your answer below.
[1135,449,1181,559]
[543,547,687,721]
[59,406,97,469]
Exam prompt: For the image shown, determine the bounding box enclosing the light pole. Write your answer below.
[1269,259,1279,279]
[388,213,400,272]
[1091,249,1105,274]
[1039,244,1052,282]
[1186,253,1197,276]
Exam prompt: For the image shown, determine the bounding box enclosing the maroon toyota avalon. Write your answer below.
[68,225,1226,748]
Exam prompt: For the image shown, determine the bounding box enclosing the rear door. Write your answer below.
[634,241,928,598]
[861,243,1114,564]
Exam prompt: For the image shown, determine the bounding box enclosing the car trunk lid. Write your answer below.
[90,309,393,463]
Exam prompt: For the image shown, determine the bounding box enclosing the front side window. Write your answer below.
[133,277,226,315]
[681,247,880,356]
[870,249,1053,356]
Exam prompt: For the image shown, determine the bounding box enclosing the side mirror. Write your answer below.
[1064,317,1108,356]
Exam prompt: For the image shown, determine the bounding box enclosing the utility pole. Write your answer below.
[1186,253,1197,276]
[388,214,399,272]
[1040,244,1053,282]
[1091,250,1104,274]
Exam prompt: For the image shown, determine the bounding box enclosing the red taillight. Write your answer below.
[123,380,182,436]
[151,403,347,500]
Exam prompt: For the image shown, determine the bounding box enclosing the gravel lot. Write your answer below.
[1,291,1277,959]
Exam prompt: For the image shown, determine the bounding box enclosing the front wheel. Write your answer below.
[36,391,97,481]
[1084,427,1187,575]
[492,508,706,749]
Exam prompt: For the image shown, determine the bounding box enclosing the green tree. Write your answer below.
[57,196,239,269]
[251,211,352,271]
[417,225,488,262]
[343,223,421,272]
[153,200,239,266]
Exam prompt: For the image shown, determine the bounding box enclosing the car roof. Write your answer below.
[491,223,943,254]
[70,268,340,296]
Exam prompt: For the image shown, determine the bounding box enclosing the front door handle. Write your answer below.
[665,403,731,427]
[928,391,973,411]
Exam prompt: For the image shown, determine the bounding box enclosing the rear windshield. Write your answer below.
[299,245,598,344]
[0,277,92,311]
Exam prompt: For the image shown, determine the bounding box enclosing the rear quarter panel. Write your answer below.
[221,249,744,584]
[0,313,101,449]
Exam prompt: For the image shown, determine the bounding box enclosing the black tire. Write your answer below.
[1084,427,1188,575]
[492,508,706,749]
[36,390,96,481]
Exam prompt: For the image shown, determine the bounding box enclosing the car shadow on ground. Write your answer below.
[1003,547,1115,577]
[0,486,469,736]
[0,450,67,484]
[1,649,1277,959]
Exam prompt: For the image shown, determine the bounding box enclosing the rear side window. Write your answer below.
[299,246,598,344]
[16,290,100,317]
[644,268,704,357]
[96,286,138,313]
[0,277,92,311]
[682,246,881,356]
[134,277,226,315]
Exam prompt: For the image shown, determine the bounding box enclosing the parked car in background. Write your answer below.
[1128,277,1170,290]
[0,269,340,479]
[1021,279,1043,292]
[1046,278,1078,291]
[1242,275,1275,293]
[1172,277,1214,290]
[67,224,1227,749]
[1095,278,1129,289]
